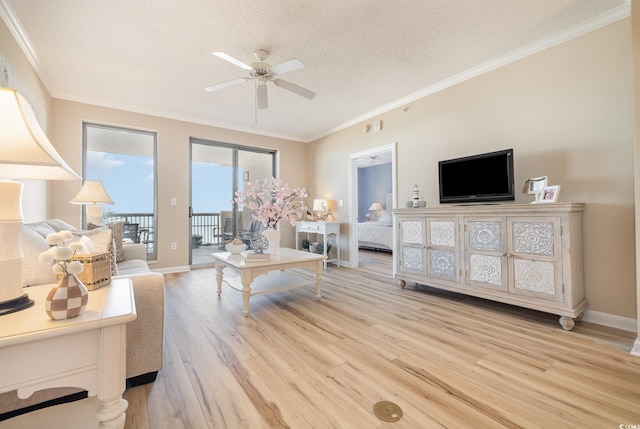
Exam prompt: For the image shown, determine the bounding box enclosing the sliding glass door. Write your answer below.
[190,139,275,266]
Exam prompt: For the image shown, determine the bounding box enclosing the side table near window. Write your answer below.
[0,278,136,428]
[295,221,341,269]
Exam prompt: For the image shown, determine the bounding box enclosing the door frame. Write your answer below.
[347,142,397,268]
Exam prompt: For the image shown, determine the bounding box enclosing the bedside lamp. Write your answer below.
[368,202,384,221]
[0,88,81,316]
[70,180,114,225]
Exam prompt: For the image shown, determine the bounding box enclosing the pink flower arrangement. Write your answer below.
[234,178,308,228]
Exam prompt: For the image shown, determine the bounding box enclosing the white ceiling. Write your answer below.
[0,0,629,143]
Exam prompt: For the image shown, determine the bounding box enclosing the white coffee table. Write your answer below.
[212,248,325,316]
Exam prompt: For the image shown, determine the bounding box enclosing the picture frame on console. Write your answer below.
[539,185,561,203]
[523,176,548,204]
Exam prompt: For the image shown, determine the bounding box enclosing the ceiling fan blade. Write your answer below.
[270,59,304,75]
[212,52,253,71]
[273,79,315,100]
[256,83,268,109]
[205,78,248,92]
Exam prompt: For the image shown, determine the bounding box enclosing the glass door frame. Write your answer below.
[189,138,276,267]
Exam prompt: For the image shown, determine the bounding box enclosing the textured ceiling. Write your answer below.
[0,0,629,142]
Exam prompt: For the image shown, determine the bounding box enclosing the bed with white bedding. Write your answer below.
[357,212,393,251]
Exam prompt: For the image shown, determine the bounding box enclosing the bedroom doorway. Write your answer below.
[348,142,397,270]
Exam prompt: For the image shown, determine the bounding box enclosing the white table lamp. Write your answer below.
[70,180,114,225]
[0,88,81,316]
[312,198,334,221]
[313,199,328,213]
[368,202,384,221]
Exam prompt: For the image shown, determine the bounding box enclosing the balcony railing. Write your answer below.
[190,213,221,246]
[103,212,223,256]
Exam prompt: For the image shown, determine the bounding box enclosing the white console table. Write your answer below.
[0,279,136,428]
[295,221,341,269]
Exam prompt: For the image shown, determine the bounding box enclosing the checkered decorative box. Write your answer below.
[56,252,112,291]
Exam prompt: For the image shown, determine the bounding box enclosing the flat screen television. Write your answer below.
[438,149,515,204]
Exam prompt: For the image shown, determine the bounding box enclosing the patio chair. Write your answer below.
[217,218,234,249]
[139,229,154,252]
[123,223,139,243]
[239,220,261,246]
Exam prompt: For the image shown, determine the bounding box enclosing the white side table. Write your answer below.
[0,279,136,429]
[295,221,341,269]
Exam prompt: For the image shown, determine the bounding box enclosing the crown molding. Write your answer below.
[0,0,53,90]
[309,2,632,143]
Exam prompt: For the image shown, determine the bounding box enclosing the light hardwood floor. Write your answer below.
[124,250,640,428]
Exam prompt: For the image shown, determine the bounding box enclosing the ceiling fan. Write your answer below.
[205,49,315,110]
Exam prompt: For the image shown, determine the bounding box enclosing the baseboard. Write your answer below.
[631,338,640,356]
[582,309,637,332]
[152,265,191,274]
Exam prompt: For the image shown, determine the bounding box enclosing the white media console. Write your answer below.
[393,203,585,330]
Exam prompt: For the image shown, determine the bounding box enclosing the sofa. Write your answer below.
[0,219,165,420]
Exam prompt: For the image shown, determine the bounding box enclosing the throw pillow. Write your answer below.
[88,221,125,263]
[46,219,77,232]
[25,222,57,238]
[377,212,393,225]
[110,239,120,276]
[21,226,56,287]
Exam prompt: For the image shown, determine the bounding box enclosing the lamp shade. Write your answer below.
[0,88,80,180]
[0,88,80,316]
[313,199,328,212]
[368,202,384,211]
[70,180,114,205]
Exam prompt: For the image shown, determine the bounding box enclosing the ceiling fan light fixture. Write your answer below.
[207,48,315,109]
[256,81,268,109]
[254,49,270,62]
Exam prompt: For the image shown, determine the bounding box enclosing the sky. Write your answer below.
[87,151,237,215]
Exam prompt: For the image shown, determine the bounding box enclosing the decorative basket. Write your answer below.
[56,252,112,291]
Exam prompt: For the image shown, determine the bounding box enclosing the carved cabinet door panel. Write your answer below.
[464,217,508,291]
[507,216,563,302]
[426,217,460,282]
[398,218,427,275]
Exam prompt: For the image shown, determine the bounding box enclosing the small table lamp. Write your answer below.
[368,202,384,221]
[70,180,114,225]
[313,199,328,214]
[0,88,81,316]
[312,198,335,221]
